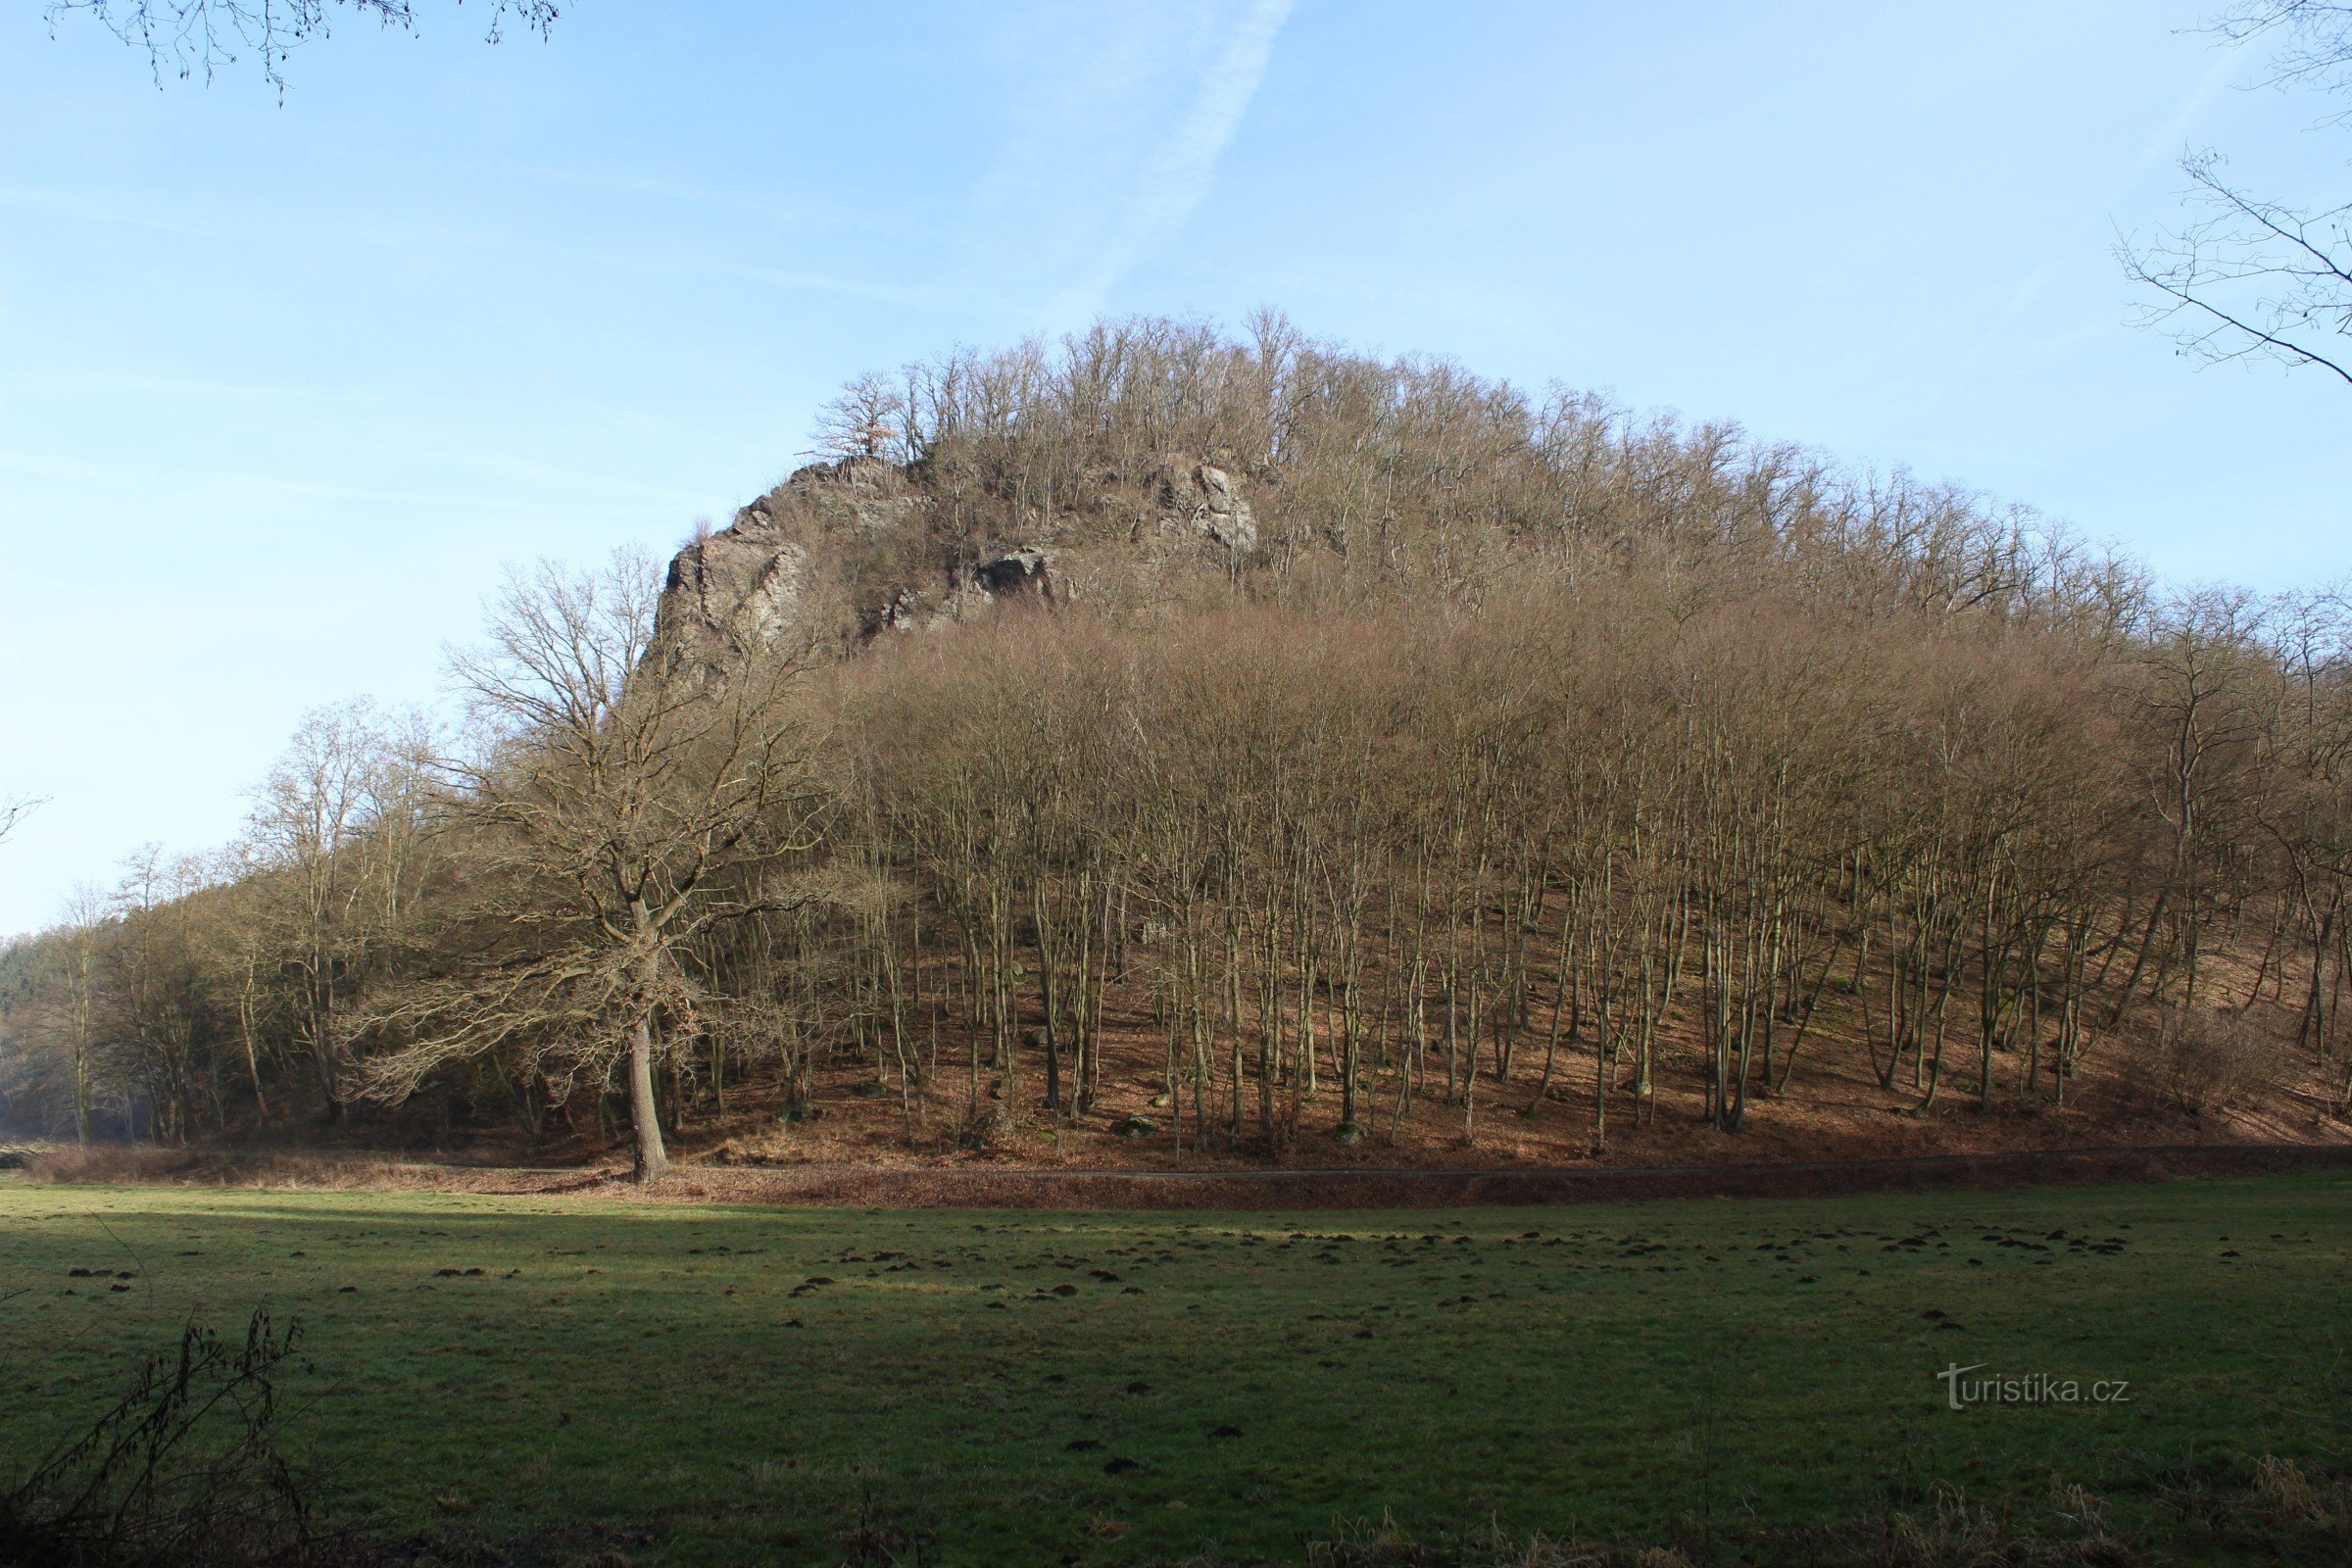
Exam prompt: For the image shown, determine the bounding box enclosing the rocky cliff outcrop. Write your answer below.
[1155,462,1256,556]
[657,529,813,665]
[651,452,1256,675]
[653,456,908,673]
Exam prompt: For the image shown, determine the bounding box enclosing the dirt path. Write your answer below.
[651,1142,2352,1209]
[50,1140,2345,1209]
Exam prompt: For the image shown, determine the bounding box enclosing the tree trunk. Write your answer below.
[627,1011,668,1181]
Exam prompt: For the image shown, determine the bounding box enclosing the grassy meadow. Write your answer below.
[2,1173,2348,1565]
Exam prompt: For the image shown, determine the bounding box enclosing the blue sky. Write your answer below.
[2,0,2346,935]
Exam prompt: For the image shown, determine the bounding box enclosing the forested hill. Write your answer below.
[655,314,2143,669]
[4,317,2348,1177]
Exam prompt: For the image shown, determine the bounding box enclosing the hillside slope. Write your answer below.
[5,317,2348,1178]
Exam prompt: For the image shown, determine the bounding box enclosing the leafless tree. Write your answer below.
[2121,3,2352,386]
[355,550,825,1179]
[243,700,426,1122]
[54,889,107,1145]
[108,846,219,1143]
[811,372,909,464]
[2215,2,2352,102]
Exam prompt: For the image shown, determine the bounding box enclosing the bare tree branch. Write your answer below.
[2121,4,2352,386]
[0,796,44,847]
[46,0,557,96]
[2209,1,2352,111]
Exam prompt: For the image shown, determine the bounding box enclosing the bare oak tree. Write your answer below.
[812,372,910,464]
[358,551,824,1179]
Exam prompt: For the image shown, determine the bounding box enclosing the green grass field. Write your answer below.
[3,1173,2347,1565]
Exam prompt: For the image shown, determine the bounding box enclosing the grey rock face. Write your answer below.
[654,451,1251,669]
[659,523,813,653]
[783,453,898,493]
[1157,463,1256,556]
[756,457,923,540]
[655,523,813,671]
[652,457,912,670]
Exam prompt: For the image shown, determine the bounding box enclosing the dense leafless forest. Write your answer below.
[5,317,2349,1176]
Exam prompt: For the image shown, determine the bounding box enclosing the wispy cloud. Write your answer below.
[960,0,1294,323]
[0,448,697,515]
[1998,45,2241,326]
[486,161,912,238]
[0,184,210,234]
[1897,41,2250,408]
[1051,0,1295,318]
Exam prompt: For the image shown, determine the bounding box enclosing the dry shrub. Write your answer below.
[1873,1486,2025,1568]
[0,1311,341,1567]
[1838,1480,2137,1568]
[2047,1479,2108,1534]
[25,1145,207,1184]
[2161,1008,2275,1115]
[2253,1455,2324,1520]
[25,1146,403,1191]
[1303,1514,1613,1568]
[17,1146,624,1198]
[2250,1453,2352,1535]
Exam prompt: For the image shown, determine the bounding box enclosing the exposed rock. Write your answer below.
[782,453,899,494]
[874,585,926,633]
[653,458,921,672]
[653,450,1242,672]
[654,523,813,672]
[751,455,923,540]
[882,544,1072,633]
[1156,462,1256,556]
